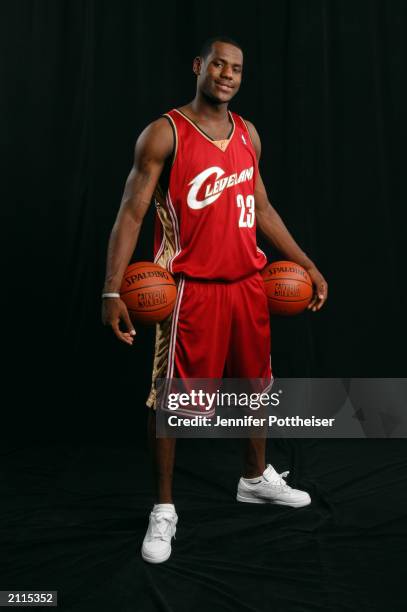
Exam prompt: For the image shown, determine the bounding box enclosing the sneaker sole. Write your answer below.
[141,547,172,564]
[236,492,311,508]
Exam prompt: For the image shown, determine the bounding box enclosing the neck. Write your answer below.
[189,91,229,121]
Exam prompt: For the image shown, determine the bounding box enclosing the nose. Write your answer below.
[220,64,234,80]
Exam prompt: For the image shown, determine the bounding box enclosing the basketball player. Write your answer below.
[102,36,328,564]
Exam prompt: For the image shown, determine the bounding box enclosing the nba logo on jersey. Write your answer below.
[241,134,247,145]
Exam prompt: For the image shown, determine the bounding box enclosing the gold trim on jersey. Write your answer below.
[212,138,230,151]
[146,312,173,409]
[146,182,182,409]
[173,108,236,152]
[146,273,185,410]
[153,182,177,268]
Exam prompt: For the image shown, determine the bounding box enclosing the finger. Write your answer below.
[122,332,135,343]
[111,320,134,345]
[122,308,136,336]
[314,286,328,311]
[313,298,323,311]
[308,294,318,309]
[307,276,323,309]
[315,295,327,311]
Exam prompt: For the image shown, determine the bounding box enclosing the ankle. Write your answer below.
[153,502,176,511]
[242,466,266,479]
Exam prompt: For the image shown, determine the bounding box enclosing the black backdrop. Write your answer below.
[2,1,407,611]
[3,0,407,427]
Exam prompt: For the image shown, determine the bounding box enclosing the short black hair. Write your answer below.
[198,35,243,60]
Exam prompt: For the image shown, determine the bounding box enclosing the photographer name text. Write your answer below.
[166,415,335,428]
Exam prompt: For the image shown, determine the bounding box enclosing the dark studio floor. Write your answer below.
[1,437,407,611]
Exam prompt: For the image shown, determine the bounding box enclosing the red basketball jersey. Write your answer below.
[153,108,267,281]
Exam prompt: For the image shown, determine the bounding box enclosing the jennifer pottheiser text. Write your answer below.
[166,415,336,428]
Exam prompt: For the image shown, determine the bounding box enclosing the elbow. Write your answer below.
[256,202,274,225]
[120,200,148,227]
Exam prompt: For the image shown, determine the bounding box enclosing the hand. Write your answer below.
[306,266,328,312]
[102,297,136,345]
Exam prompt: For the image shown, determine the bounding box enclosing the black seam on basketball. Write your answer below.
[121,283,176,295]
[125,263,169,271]
[128,304,175,313]
[262,277,312,286]
[268,297,311,303]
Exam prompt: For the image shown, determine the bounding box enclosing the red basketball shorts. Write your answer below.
[146,271,272,409]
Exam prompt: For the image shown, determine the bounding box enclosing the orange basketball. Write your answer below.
[120,262,177,324]
[261,260,313,316]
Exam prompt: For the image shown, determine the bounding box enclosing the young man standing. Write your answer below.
[102,36,328,564]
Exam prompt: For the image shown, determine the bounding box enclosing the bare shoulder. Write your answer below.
[242,117,261,159]
[135,116,174,162]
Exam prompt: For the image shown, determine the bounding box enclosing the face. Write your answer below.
[193,41,243,104]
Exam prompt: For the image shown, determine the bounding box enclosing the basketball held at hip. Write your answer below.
[120,262,177,324]
[261,260,313,316]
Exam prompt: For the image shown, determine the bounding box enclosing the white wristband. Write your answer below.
[102,292,120,299]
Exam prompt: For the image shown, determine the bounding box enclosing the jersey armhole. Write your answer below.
[161,113,178,167]
[240,116,256,149]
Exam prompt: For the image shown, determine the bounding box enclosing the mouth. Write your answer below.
[215,81,234,93]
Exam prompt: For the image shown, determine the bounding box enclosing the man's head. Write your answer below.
[193,36,243,104]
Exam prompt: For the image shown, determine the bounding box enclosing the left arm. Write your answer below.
[245,119,328,312]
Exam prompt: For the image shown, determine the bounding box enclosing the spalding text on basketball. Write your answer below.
[126,270,170,286]
[265,264,308,279]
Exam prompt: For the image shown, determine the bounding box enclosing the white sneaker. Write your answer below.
[141,504,178,563]
[237,464,311,508]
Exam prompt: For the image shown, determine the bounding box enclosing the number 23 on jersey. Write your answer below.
[236,194,255,228]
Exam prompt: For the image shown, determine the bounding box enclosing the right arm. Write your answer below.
[101,117,174,344]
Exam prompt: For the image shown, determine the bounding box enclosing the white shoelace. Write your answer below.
[265,470,291,490]
[149,511,176,541]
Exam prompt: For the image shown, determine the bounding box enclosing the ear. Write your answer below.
[192,56,202,76]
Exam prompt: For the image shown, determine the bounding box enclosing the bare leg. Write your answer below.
[242,437,267,478]
[148,410,176,503]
